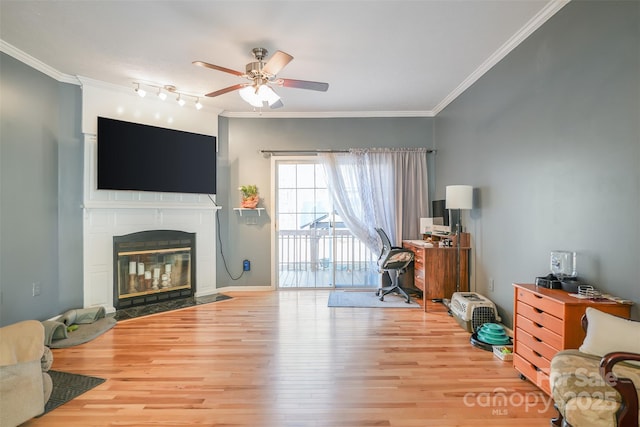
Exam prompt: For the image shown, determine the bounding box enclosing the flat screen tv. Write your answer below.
[97,117,216,194]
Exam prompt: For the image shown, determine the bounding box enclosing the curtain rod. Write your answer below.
[260,149,348,155]
[259,149,436,156]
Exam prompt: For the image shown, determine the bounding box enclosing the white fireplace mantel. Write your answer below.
[80,78,222,312]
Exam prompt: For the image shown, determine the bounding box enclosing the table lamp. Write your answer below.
[446,185,473,292]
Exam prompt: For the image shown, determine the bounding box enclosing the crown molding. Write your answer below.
[76,75,131,93]
[0,39,80,85]
[220,110,435,119]
[432,0,571,115]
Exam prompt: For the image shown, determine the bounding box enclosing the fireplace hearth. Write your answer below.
[113,230,196,309]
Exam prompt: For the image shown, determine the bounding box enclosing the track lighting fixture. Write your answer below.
[133,82,203,110]
[135,83,146,98]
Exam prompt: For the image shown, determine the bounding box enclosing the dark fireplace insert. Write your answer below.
[113,230,196,309]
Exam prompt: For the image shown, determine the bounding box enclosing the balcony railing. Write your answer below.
[278,228,379,288]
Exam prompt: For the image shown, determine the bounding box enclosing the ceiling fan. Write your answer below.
[193,47,329,109]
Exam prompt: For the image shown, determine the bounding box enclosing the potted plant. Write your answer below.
[239,185,259,208]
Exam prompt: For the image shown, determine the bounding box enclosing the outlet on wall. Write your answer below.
[243,260,251,271]
[489,278,495,292]
[32,282,42,297]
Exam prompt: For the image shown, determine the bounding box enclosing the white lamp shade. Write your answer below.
[257,85,280,106]
[446,185,473,210]
[239,85,264,108]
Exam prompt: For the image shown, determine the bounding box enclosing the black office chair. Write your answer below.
[374,227,415,303]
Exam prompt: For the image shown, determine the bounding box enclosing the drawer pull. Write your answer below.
[534,322,543,328]
[534,308,543,314]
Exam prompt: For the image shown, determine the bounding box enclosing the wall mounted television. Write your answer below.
[97,117,216,195]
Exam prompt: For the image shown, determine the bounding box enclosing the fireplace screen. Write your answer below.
[114,230,196,309]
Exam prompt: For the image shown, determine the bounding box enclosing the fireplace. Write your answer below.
[113,230,196,309]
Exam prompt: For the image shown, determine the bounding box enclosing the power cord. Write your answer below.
[208,195,245,281]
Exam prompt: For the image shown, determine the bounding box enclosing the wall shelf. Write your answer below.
[233,208,265,216]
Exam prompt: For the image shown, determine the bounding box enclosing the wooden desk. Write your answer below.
[402,240,470,310]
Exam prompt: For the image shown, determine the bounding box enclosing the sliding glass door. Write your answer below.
[273,158,377,289]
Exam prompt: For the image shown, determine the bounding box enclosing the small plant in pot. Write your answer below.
[239,185,259,208]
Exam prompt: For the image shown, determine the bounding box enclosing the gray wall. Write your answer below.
[216,117,435,287]
[2,0,637,328]
[434,1,640,324]
[0,53,83,326]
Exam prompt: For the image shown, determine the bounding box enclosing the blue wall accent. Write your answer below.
[434,1,639,323]
[0,53,83,325]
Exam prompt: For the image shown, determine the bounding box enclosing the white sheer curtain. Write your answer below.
[319,148,429,253]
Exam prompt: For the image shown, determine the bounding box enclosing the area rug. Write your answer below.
[114,293,232,320]
[328,291,420,308]
[47,316,117,349]
[40,370,105,416]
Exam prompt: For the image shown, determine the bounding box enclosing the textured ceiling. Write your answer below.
[0,1,567,116]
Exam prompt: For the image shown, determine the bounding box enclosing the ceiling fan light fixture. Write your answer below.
[195,47,328,110]
[258,84,281,106]
[239,84,280,108]
[239,85,265,108]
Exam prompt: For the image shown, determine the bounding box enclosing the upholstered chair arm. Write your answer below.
[599,351,640,427]
[0,320,45,365]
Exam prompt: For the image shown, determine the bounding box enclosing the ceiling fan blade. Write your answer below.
[193,60,244,77]
[205,84,248,98]
[275,78,329,92]
[262,50,293,76]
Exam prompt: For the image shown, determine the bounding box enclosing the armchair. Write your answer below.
[0,320,53,426]
[550,307,639,427]
[374,227,415,304]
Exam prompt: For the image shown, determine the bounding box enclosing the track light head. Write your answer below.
[195,98,203,110]
[177,94,185,107]
[135,83,146,98]
[157,88,167,101]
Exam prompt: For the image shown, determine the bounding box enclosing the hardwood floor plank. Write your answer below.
[24,291,555,426]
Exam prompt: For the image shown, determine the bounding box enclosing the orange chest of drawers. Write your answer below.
[512,283,631,395]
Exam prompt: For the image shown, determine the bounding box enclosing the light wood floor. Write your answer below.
[26,291,556,427]
[278,267,379,288]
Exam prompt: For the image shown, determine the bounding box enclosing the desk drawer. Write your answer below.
[516,288,563,318]
[516,314,562,350]
[516,300,563,335]
[413,250,424,265]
